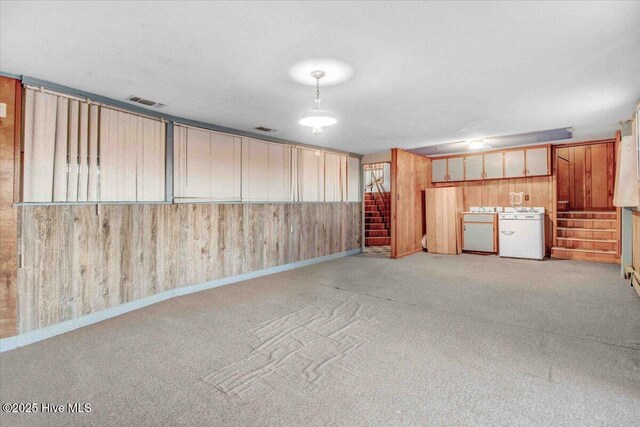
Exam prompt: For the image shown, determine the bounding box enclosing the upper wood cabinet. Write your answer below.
[483,152,503,179]
[504,149,525,178]
[429,145,550,184]
[464,154,483,180]
[432,157,463,182]
[525,147,549,176]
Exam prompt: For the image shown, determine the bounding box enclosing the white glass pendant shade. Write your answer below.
[298,108,337,128]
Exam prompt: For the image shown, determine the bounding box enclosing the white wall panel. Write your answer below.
[347,157,361,202]
[242,138,291,202]
[268,143,291,201]
[324,153,344,202]
[183,127,211,199]
[23,89,57,202]
[300,148,325,202]
[99,107,165,201]
[211,132,241,201]
[174,125,241,201]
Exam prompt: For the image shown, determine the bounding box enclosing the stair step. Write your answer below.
[556,227,616,232]
[551,247,617,255]
[557,210,616,215]
[366,230,389,237]
[366,217,383,223]
[556,239,617,251]
[557,237,617,243]
[551,247,620,264]
[366,223,386,230]
[557,218,616,222]
[365,237,391,246]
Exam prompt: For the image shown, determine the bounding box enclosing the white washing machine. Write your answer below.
[498,207,545,260]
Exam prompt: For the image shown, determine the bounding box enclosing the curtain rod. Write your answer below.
[24,84,165,123]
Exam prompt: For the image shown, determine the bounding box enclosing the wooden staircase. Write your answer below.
[551,211,620,263]
[364,192,391,246]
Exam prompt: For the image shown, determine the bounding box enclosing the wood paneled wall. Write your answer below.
[390,148,430,258]
[17,202,361,333]
[634,210,640,271]
[0,77,20,338]
[556,141,616,210]
[430,175,554,252]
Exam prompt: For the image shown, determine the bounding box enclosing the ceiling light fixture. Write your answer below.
[468,140,485,150]
[298,70,337,135]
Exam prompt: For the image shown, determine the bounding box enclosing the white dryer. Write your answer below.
[498,207,545,260]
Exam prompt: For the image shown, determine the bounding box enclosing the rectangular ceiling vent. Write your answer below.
[126,96,165,108]
[254,126,277,132]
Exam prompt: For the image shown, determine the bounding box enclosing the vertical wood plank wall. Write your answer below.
[556,141,616,211]
[390,148,430,258]
[0,77,19,338]
[634,210,640,271]
[16,203,361,334]
[429,173,554,252]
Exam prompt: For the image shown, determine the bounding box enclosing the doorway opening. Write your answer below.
[363,162,391,257]
[552,140,620,263]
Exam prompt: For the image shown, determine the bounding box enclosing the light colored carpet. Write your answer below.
[1,253,639,426]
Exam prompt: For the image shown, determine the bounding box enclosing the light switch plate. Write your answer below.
[0,103,6,118]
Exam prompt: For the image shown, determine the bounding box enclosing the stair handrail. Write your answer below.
[365,172,387,213]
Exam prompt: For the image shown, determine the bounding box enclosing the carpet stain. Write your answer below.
[202,295,376,397]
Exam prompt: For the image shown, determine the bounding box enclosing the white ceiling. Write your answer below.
[1,1,639,154]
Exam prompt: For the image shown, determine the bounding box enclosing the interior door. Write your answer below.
[431,158,447,182]
[504,150,525,178]
[447,157,464,181]
[483,152,503,179]
[525,147,548,176]
[464,154,483,180]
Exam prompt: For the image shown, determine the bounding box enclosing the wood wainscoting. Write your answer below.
[16,202,361,334]
[0,77,20,338]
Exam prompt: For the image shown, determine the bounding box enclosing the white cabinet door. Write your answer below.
[447,157,464,181]
[210,133,241,200]
[431,158,447,182]
[525,147,549,176]
[183,127,211,198]
[483,152,503,179]
[504,150,525,178]
[464,154,483,180]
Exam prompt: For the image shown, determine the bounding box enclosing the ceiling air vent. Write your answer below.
[126,96,165,108]
[254,126,277,132]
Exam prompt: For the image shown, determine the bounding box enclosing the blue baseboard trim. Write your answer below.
[0,249,361,352]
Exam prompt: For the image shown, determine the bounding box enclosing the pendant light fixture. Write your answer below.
[299,70,337,135]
